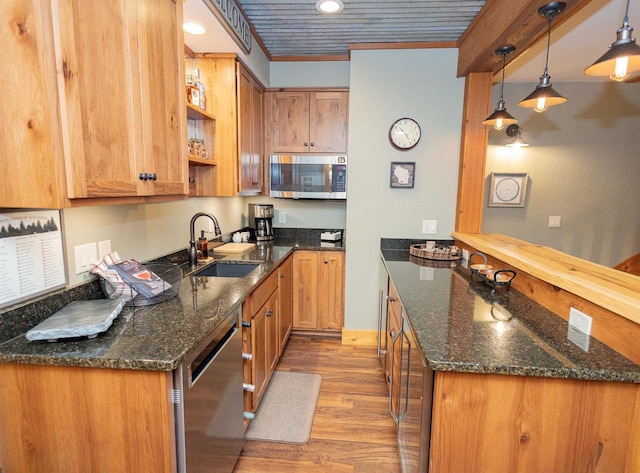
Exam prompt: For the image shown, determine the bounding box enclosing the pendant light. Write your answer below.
[584,0,640,81]
[482,45,518,130]
[518,2,568,113]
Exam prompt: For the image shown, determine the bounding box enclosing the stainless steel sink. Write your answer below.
[194,262,259,278]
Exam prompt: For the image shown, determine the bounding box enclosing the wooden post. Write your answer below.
[455,72,492,233]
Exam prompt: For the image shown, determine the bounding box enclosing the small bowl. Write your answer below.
[471,264,493,272]
[221,234,232,243]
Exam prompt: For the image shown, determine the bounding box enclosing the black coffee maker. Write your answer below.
[248,204,274,241]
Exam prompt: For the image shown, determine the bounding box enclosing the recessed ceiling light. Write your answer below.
[183,22,207,35]
[316,0,344,14]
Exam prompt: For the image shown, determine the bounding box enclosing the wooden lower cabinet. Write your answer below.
[292,251,345,332]
[242,267,286,416]
[430,371,639,472]
[0,363,176,473]
[277,255,293,356]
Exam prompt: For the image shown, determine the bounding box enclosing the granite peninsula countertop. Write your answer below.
[0,234,344,372]
[381,248,640,383]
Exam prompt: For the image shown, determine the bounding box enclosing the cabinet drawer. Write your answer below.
[248,270,278,316]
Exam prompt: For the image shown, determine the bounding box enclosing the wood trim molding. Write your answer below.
[341,329,378,346]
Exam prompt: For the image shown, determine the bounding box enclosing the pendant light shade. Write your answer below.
[483,45,518,130]
[519,2,567,113]
[506,133,530,148]
[584,0,640,81]
[505,124,530,147]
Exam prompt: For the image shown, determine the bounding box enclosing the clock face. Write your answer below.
[495,177,520,202]
[389,118,421,150]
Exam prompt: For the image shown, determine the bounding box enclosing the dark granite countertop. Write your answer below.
[0,233,344,372]
[381,248,640,383]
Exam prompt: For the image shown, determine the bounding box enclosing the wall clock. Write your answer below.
[389,117,421,150]
[488,172,528,207]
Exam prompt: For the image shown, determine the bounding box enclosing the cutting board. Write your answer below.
[213,242,256,254]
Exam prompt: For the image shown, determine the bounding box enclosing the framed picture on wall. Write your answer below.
[390,162,415,188]
[488,172,528,207]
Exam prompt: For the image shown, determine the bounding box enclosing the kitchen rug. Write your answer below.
[245,371,322,444]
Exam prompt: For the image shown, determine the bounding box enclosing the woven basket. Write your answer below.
[409,243,461,261]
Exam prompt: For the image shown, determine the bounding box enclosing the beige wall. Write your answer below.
[344,48,465,330]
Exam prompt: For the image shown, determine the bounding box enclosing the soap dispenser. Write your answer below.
[198,231,208,260]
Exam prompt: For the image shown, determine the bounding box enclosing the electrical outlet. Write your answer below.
[74,243,98,275]
[567,325,590,351]
[422,220,437,234]
[279,211,286,224]
[569,307,592,335]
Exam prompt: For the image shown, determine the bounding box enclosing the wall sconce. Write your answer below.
[482,45,518,130]
[584,0,640,81]
[518,2,568,113]
[505,124,530,147]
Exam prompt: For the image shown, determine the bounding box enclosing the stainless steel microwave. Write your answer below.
[269,155,347,199]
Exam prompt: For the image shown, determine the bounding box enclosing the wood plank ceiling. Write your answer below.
[236,0,595,78]
[238,0,486,59]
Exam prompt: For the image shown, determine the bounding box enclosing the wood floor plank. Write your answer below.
[234,334,401,473]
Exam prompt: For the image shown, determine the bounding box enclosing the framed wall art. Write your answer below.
[488,172,528,207]
[390,162,415,189]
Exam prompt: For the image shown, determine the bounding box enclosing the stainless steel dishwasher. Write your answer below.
[173,309,244,473]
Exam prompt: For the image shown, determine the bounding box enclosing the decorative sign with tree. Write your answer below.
[0,210,66,309]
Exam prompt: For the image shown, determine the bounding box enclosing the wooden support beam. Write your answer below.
[455,72,492,233]
[457,0,594,77]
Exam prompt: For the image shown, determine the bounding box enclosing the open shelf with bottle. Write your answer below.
[187,103,216,167]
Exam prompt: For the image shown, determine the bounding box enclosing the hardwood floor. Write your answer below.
[234,334,401,473]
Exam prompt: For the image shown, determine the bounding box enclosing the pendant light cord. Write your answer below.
[543,13,553,75]
[624,0,630,25]
[499,53,506,99]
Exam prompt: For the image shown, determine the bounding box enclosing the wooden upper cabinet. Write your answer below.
[55,0,187,199]
[0,0,67,208]
[194,55,264,197]
[238,64,264,195]
[270,91,349,154]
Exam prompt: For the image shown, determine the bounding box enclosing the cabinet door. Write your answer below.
[55,0,186,199]
[238,64,263,195]
[387,282,403,421]
[250,290,278,410]
[309,92,349,153]
[0,0,67,209]
[292,251,319,329]
[271,91,310,153]
[277,255,293,355]
[319,252,345,330]
[137,0,187,196]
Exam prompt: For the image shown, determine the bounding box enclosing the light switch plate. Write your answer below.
[98,240,112,258]
[74,243,97,274]
[422,220,437,234]
[548,216,562,227]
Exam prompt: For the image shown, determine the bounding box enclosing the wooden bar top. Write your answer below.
[453,233,640,326]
